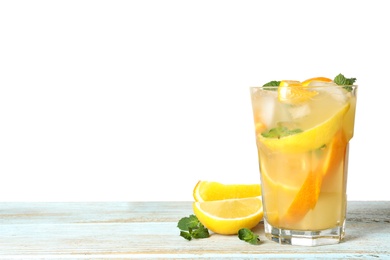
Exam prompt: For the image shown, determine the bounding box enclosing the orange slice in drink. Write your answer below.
[301,77,332,86]
[259,149,311,226]
[278,80,318,104]
[282,130,347,223]
[252,110,267,135]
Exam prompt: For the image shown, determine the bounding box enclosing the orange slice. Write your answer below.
[258,150,309,226]
[193,181,261,202]
[193,197,263,235]
[278,80,318,104]
[301,77,332,86]
[282,130,347,223]
[252,110,267,135]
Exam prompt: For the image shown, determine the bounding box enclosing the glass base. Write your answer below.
[263,218,345,246]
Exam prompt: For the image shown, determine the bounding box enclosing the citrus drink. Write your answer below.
[250,76,357,246]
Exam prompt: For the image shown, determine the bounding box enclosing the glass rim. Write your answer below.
[250,85,358,89]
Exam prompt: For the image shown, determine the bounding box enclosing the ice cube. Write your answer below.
[288,103,311,119]
[307,81,337,87]
[317,83,348,103]
[261,96,277,127]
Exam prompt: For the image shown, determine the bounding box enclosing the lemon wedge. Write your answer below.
[193,197,263,235]
[193,181,261,202]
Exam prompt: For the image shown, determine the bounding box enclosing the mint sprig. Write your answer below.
[177,215,210,240]
[334,73,356,92]
[238,228,261,245]
[261,126,302,138]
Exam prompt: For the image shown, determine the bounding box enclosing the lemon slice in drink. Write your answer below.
[258,102,350,153]
[193,197,263,235]
[193,181,261,202]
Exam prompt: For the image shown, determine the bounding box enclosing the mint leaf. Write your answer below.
[177,215,199,231]
[180,231,193,241]
[177,215,210,240]
[263,80,280,91]
[261,126,302,138]
[334,73,356,92]
[238,228,261,245]
[263,80,280,87]
[191,225,210,239]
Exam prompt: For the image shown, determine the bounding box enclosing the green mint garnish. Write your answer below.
[262,80,280,91]
[177,215,210,240]
[261,126,303,138]
[238,228,261,245]
[263,80,280,87]
[334,73,356,92]
[179,231,193,240]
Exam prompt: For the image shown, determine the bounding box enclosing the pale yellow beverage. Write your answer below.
[250,75,357,246]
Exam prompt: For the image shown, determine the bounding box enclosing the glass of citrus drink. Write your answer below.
[250,75,357,246]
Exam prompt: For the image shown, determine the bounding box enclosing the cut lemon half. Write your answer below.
[193,197,263,235]
[193,181,261,202]
[258,102,350,153]
[278,80,318,104]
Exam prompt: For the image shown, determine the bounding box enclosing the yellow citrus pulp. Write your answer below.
[193,196,263,235]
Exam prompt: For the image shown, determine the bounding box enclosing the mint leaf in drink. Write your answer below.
[261,126,303,138]
[263,80,280,91]
[177,215,210,240]
[238,228,261,245]
[334,73,356,91]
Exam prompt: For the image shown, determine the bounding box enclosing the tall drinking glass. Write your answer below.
[250,83,357,246]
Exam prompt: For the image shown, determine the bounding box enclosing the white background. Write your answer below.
[1,0,388,201]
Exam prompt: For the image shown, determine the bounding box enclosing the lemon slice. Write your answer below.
[279,80,302,87]
[258,102,350,153]
[193,181,261,202]
[193,197,263,235]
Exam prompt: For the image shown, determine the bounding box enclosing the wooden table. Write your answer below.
[0,201,389,259]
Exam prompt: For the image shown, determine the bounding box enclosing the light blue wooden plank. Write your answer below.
[0,201,389,258]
